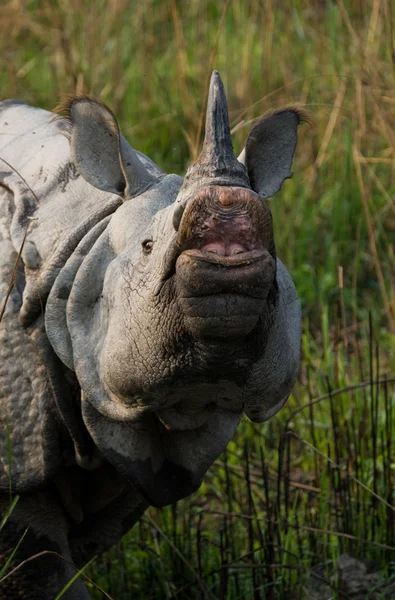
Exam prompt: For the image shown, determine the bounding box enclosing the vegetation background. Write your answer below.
[0,0,395,598]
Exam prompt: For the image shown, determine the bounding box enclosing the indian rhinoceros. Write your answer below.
[0,71,303,599]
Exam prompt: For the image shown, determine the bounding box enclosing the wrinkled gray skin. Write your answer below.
[0,72,302,599]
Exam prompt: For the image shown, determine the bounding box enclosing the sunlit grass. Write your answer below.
[0,0,394,327]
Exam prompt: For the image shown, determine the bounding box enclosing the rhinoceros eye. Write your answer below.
[142,239,154,254]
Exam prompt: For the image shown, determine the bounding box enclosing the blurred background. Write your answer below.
[1,1,395,598]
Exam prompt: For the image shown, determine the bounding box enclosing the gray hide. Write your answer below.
[0,72,303,599]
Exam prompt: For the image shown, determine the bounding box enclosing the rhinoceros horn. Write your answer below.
[178,71,250,201]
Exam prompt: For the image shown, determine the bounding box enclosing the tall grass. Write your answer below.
[0,0,394,598]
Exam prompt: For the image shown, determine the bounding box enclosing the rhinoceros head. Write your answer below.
[45,72,303,506]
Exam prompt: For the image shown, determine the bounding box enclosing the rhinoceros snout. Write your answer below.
[172,185,277,339]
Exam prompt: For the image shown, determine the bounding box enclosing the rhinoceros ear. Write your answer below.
[62,97,157,198]
[238,107,308,200]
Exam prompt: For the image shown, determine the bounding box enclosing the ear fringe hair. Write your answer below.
[261,105,313,127]
[50,95,116,135]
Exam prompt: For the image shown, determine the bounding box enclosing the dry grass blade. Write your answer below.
[315,77,347,171]
[366,0,382,56]
[0,221,30,324]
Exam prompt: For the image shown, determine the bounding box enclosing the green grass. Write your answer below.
[0,0,394,598]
